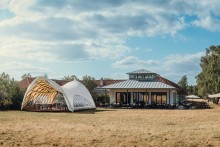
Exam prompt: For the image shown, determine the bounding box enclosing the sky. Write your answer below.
[0,0,220,85]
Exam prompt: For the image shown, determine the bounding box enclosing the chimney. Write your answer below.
[100,77,103,87]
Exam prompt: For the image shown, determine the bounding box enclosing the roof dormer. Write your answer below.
[127,69,159,81]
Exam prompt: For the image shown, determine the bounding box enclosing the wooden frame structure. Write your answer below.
[21,77,96,112]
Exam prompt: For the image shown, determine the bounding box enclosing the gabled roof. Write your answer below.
[156,76,186,94]
[127,69,156,74]
[101,80,175,89]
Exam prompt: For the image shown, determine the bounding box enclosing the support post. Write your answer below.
[105,89,107,106]
[126,90,128,107]
[115,92,117,107]
[169,90,171,106]
[146,90,147,104]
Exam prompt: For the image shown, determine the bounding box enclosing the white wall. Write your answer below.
[109,91,115,104]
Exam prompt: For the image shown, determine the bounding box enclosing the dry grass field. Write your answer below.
[0,107,220,147]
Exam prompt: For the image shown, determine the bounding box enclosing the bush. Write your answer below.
[0,73,25,110]
[95,94,110,105]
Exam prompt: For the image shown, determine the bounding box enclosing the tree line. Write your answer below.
[0,45,219,109]
[177,75,198,96]
[1,73,103,110]
[177,46,220,97]
[0,73,25,110]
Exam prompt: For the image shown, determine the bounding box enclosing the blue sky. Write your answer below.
[0,0,220,85]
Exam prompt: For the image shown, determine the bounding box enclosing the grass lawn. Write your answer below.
[0,107,220,147]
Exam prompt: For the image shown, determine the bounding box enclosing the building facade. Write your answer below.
[101,69,185,107]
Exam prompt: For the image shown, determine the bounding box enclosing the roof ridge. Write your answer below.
[127,69,156,74]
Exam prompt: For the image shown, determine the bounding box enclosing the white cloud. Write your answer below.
[145,48,153,52]
[192,16,220,32]
[0,0,219,63]
[112,56,159,69]
[112,52,205,84]
[0,1,11,9]
[111,73,128,80]
[0,62,53,79]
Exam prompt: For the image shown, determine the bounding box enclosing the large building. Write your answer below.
[100,69,185,107]
[19,69,185,108]
[19,77,124,104]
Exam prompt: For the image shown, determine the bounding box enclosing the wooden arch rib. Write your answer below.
[23,80,60,107]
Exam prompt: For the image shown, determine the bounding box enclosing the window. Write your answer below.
[116,92,131,104]
[133,92,149,104]
[138,75,143,79]
[162,94,167,104]
[151,92,167,105]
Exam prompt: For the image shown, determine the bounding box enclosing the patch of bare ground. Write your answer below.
[0,107,220,146]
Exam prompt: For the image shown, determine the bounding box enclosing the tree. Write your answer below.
[21,73,32,80]
[0,73,24,110]
[193,85,198,96]
[187,85,198,95]
[178,75,188,93]
[63,75,79,81]
[43,73,48,78]
[104,78,113,80]
[187,85,194,95]
[82,75,97,99]
[9,80,25,109]
[0,73,12,109]
[197,46,220,97]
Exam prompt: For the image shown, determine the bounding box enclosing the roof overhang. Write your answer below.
[99,80,176,89]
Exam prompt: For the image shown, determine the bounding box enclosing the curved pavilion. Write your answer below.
[21,77,96,112]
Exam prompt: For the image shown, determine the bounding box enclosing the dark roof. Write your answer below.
[156,76,186,94]
[96,79,125,87]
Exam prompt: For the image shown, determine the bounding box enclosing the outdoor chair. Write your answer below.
[42,104,49,110]
[35,104,41,110]
[61,104,68,110]
[144,103,151,109]
[47,104,53,110]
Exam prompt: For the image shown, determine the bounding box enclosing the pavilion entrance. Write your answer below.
[23,92,68,112]
[115,92,131,107]
[133,92,149,107]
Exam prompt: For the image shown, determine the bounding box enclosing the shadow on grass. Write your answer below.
[75,108,116,114]
[16,108,116,114]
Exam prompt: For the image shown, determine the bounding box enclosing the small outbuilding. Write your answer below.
[21,77,96,112]
[208,93,220,104]
[186,95,201,99]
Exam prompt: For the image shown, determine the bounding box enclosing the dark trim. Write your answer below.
[104,89,107,104]
[126,90,128,106]
[115,92,117,106]
[146,90,148,104]
[169,90,170,105]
